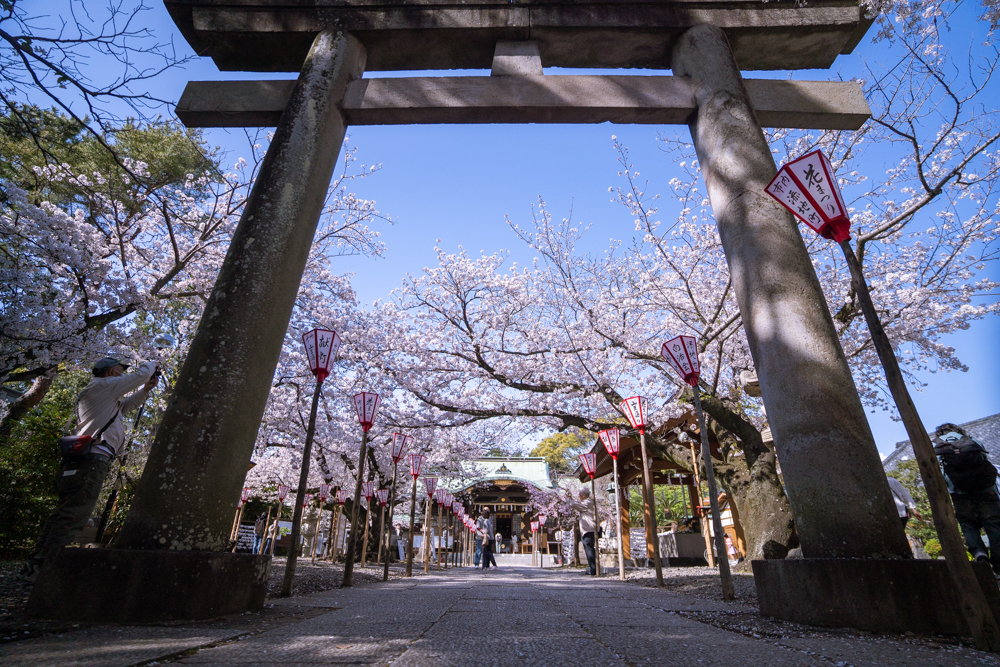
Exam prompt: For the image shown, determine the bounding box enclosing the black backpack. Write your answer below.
[934,434,998,494]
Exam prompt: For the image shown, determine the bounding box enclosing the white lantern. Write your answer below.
[619,396,648,434]
[423,476,438,498]
[302,328,342,383]
[765,149,850,243]
[408,453,425,478]
[362,480,377,500]
[277,484,290,501]
[579,452,597,478]
[391,433,410,463]
[336,489,349,505]
[353,392,381,433]
[598,428,620,460]
[375,488,390,506]
[661,335,701,387]
[319,483,331,503]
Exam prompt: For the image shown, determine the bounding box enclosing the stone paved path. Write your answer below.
[4,563,1000,666]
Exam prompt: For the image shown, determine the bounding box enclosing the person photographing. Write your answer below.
[21,356,159,579]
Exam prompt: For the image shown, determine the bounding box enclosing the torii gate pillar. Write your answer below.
[672,23,910,561]
[27,29,365,623]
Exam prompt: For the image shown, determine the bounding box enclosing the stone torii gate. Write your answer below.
[31,0,993,635]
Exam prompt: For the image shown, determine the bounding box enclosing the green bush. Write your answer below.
[0,372,89,558]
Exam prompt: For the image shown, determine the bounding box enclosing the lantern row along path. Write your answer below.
[5,563,998,667]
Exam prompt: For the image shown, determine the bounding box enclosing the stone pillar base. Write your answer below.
[752,558,1000,636]
[27,549,271,623]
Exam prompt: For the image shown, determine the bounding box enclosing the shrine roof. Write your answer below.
[165,0,873,73]
[444,456,557,491]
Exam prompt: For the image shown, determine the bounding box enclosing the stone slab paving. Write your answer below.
[5,564,1000,666]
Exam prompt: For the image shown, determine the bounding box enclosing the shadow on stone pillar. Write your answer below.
[28,30,367,623]
[671,23,1000,637]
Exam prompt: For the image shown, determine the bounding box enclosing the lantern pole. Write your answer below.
[687,438,715,568]
[342,429,369,587]
[423,495,434,574]
[636,428,663,587]
[612,455,625,581]
[838,238,1000,650]
[268,490,286,557]
[281,378,323,597]
[328,497,342,560]
[691,386,735,601]
[360,490,372,568]
[436,498,444,571]
[383,460,400,581]
[258,504,272,555]
[405,474,419,577]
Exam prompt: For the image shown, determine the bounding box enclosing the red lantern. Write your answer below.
[302,328,342,384]
[423,476,438,499]
[319,483,331,503]
[391,433,410,463]
[303,493,313,508]
[765,149,850,243]
[362,480,377,500]
[434,487,446,504]
[579,452,597,479]
[452,501,461,515]
[619,396,648,434]
[375,488,390,506]
[661,335,701,386]
[277,484,290,501]
[598,428,620,459]
[538,514,548,527]
[531,521,539,533]
[353,392,381,433]
[408,453,424,478]
[241,487,251,503]
[336,489,349,505]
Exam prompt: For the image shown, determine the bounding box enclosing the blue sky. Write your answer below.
[41,1,1000,455]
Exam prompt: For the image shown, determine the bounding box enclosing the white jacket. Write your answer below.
[76,361,157,457]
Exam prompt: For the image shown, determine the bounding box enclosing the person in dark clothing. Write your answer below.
[571,488,598,575]
[935,422,1000,573]
[476,507,498,570]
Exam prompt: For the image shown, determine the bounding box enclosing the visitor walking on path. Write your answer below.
[887,476,921,528]
[253,513,268,553]
[477,507,497,570]
[22,356,158,578]
[934,422,1000,573]
[570,488,598,575]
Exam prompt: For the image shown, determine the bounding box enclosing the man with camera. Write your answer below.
[21,356,159,579]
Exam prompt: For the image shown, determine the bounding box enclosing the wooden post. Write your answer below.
[590,477,601,576]
[360,498,371,567]
[638,430,663,586]
[384,459,400,581]
[328,503,342,560]
[268,504,281,556]
[689,440,715,568]
[423,497,433,574]
[437,501,444,571]
[693,387,735,601]
[310,508,321,564]
[343,428,370,587]
[405,476,418,577]
[839,239,1000,651]
[258,505,272,555]
[281,378,323,597]
[620,488,631,562]
[612,456,626,580]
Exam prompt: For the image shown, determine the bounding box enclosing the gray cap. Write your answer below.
[93,357,130,374]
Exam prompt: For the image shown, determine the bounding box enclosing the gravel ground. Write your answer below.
[615,563,991,654]
[0,556,402,644]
